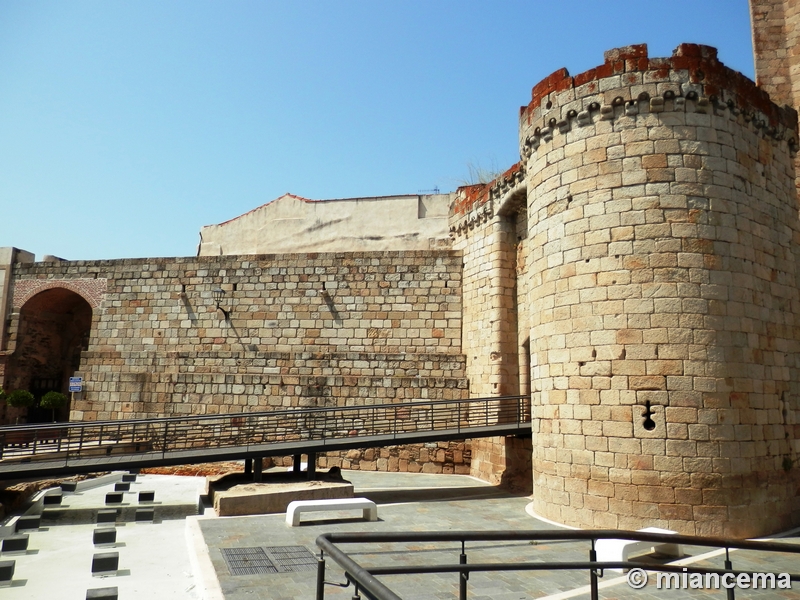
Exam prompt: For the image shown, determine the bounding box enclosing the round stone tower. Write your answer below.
[520,44,800,537]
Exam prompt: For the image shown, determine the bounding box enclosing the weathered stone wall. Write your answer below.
[292,441,471,475]
[3,251,470,467]
[520,44,800,537]
[6,251,465,413]
[0,248,35,423]
[72,349,466,418]
[449,173,533,491]
[750,0,798,110]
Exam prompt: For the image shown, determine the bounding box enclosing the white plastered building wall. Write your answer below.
[197,193,453,255]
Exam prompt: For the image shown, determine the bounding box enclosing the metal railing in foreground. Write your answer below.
[0,395,529,473]
[315,530,800,600]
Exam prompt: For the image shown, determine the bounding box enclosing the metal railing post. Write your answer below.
[589,544,599,600]
[460,540,468,600]
[724,548,735,600]
[77,425,85,458]
[316,555,326,600]
[162,422,170,455]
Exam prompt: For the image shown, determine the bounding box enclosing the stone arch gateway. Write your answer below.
[5,288,93,422]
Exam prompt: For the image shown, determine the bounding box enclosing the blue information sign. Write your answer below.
[69,377,83,392]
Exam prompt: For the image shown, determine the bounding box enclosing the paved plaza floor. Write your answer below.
[1,469,798,599]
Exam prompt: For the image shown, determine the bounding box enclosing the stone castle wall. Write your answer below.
[450,171,533,490]
[519,44,800,537]
[750,0,800,110]
[2,251,469,471]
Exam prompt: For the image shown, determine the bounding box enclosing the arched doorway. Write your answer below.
[6,288,92,423]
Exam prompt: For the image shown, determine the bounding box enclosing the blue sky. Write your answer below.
[1,1,755,260]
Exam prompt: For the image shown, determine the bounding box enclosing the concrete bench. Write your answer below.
[0,560,14,585]
[1,534,28,553]
[15,515,40,531]
[135,508,154,522]
[595,527,683,572]
[60,481,78,493]
[87,587,118,600]
[91,552,119,575]
[286,498,377,527]
[97,509,117,525]
[43,492,63,505]
[93,528,116,546]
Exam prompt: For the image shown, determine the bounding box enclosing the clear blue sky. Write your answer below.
[1,1,755,260]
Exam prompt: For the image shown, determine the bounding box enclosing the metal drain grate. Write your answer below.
[265,545,318,572]
[221,547,278,575]
[221,546,318,576]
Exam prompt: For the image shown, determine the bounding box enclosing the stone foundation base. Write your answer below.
[271,442,472,475]
[208,477,354,517]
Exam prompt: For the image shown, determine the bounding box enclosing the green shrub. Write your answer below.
[6,389,35,409]
[40,391,67,411]
[41,390,68,421]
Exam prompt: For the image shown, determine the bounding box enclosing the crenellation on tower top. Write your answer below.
[522,44,798,136]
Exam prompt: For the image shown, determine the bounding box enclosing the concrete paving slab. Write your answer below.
[0,474,203,599]
[198,470,800,600]
[0,469,798,599]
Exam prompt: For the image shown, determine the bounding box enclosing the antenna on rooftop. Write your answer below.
[418,187,440,194]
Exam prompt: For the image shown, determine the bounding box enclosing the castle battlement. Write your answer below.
[521,44,798,163]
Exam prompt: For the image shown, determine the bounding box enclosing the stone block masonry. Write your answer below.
[751,0,800,111]
[450,166,533,491]
[520,44,800,537]
[1,251,469,467]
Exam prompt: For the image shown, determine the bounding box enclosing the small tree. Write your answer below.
[5,389,35,423]
[6,389,35,409]
[40,391,68,422]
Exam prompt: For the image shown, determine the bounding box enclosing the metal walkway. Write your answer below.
[0,395,530,480]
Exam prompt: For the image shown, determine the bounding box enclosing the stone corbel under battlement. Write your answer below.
[449,200,495,237]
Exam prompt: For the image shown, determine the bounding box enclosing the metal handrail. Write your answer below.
[315,530,800,600]
[0,395,530,473]
[0,394,528,431]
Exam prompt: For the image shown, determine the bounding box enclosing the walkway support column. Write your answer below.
[307,453,317,479]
